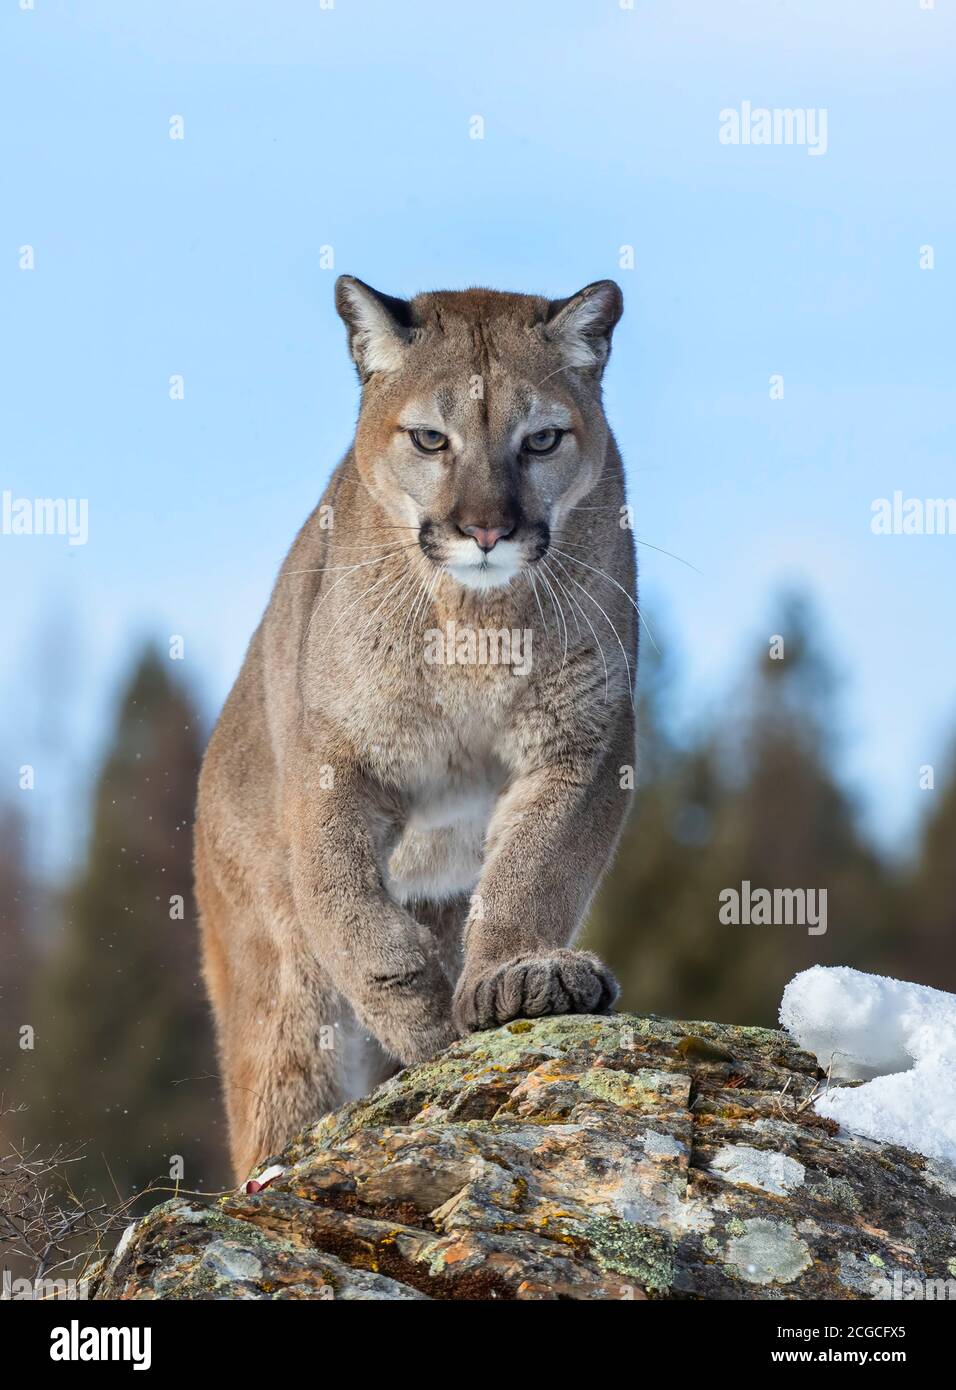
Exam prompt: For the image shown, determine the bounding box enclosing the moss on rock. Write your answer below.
[92,1012,956,1302]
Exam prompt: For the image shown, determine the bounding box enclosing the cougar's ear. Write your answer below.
[334,276,413,380]
[544,280,623,373]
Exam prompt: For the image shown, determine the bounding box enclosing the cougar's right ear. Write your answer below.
[334,276,413,381]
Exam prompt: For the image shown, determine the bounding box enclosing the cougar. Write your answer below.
[196,276,638,1178]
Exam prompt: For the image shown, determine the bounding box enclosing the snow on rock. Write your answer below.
[780,964,956,1080]
[780,965,956,1167]
[815,1058,956,1169]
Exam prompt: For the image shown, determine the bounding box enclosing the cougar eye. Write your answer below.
[410,428,449,453]
[523,428,563,456]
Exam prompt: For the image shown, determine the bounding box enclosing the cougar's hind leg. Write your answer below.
[219,921,345,1182]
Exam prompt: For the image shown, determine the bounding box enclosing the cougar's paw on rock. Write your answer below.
[453,949,619,1032]
[378,1011,460,1068]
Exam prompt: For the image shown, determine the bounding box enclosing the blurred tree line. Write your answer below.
[2,649,226,1205]
[1,591,954,1206]
[586,592,956,1024]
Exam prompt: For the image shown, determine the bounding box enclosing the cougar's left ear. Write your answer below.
[335,276,413,380]
[544,280,623,372]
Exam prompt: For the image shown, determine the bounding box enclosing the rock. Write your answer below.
[92,1013,956,1300]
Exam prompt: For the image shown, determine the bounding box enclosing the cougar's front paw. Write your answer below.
[389,1016,459,1067]
[363,935,458,1066]
[453,949,619,1032]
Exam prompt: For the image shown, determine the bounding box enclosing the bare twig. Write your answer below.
[0,1099,160,1295]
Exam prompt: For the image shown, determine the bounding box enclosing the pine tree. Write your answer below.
[0,803,34,1076]
[705,592,897,1023]
[905,743,956,990]
[586,592,895,1027]
[583,633,722,1013]
[22,648,226,1199]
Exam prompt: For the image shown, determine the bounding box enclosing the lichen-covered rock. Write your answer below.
[93,1013,956,1300]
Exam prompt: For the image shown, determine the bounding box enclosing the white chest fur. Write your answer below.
[384,779,502,905]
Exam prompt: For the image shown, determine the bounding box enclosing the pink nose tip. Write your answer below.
[460,523,514,553]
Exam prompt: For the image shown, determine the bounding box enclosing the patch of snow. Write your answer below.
[780,964,956,1080]
[815,1058,956,1168]
[780,965,956,1167]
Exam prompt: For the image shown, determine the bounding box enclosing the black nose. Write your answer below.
[458,522,515,553]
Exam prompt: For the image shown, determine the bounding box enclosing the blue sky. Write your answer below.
[2,0,954,875]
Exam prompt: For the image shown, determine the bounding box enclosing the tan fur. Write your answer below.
[196,277,637,1179]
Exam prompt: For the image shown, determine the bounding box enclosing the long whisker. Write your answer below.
[548,545,659,655]
[526,569,550,637]
[405,556,440,658]
[289,545,419,574]
[543,560,609,703]
[380,569,426,652]
[282,544,417,577]
[405,560,444,658]
[305,540,422,554]
[535,565,568,666]
[541,558,582,641]
[548,553,635,694]
[333,525,422,534]
[401,560,431,657]
[322,560,408,641]
[558,533,701,575]
[303,549,411,647]
[414,563,445,656]
[351,565,421,651]
[537,563,570,669]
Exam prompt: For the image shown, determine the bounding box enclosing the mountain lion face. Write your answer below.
[335,277,623,591]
